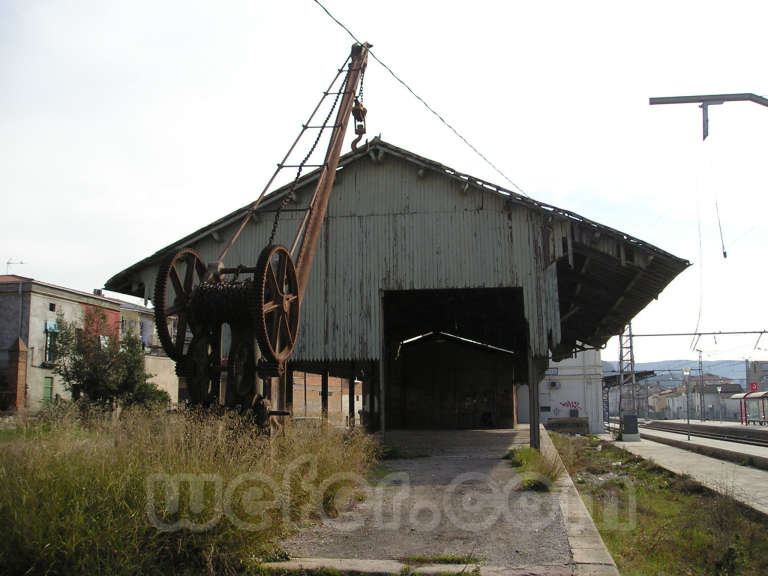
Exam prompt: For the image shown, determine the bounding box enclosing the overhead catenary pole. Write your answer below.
[650,93,768,140]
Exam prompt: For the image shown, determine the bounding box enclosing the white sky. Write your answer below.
[2,0,767,363]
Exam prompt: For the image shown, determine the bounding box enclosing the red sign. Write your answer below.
[750,382,759,392]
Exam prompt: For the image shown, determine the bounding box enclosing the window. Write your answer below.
[49,303,56,312]
[43,377,53,402]
[44,331,57,363]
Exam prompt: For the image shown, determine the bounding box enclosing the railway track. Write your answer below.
[607,418,768,448]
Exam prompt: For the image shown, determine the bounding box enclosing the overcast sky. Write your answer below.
[2,0,767,364]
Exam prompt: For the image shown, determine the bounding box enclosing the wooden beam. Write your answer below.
[348,376,355,428]
[321,368,329,421]
[528,351,541,450]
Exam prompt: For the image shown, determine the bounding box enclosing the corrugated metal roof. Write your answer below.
[105,138,690,362]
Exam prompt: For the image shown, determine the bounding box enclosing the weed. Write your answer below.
[505,445,562,492]
[402,554,480,565]
[0,402,378,575]
[519,477,549,492]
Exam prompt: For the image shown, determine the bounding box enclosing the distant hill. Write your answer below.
[602,359,747,388]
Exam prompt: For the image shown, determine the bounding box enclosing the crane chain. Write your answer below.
[268,73,349,246]
[358,64,365,103]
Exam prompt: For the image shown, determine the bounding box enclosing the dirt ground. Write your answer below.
[283,428,571,570]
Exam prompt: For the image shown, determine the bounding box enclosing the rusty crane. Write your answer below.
[152,43,370,423]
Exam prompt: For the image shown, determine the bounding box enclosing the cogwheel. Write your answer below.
[153,247,206,361]
[250,245,300,365]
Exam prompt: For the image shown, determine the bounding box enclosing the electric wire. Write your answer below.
[311,0,528,197]
[690,194,704,351]
[715,199,727,258]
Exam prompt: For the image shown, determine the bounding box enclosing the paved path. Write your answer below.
[268,427,618,575]
[613,435,768,516]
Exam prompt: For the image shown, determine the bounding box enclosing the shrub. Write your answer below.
[505,445,563,491]
[0,403,378,575]
[52,308,168,407]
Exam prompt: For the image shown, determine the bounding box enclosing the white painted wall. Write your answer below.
[517,349,603,434]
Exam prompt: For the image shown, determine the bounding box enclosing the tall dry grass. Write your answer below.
[0,402,378,575]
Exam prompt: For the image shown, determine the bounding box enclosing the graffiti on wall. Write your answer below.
[560,400,581,409]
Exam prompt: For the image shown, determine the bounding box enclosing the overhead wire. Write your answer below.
[690,198,704,351]
[311,0,528,197]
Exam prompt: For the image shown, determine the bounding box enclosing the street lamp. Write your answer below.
[683,368,691,440]
[716,384,723,423]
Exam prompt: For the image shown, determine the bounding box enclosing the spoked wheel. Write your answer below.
[251,245,300,364]
[182,331,220,406]
[225,329,257,408]
[154,248,207,361]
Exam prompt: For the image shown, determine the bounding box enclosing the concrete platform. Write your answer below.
[612,435,768,516]
[660,419,768,432]
[262,426,618,576]
[639,426,768,466]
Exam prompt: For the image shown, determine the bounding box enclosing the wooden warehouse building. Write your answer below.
[106,139,689,446]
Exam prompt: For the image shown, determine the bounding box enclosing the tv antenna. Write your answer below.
[6,259,26,275]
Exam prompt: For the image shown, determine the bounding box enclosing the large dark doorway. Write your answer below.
[383,288,528,429]
[399,332,516,428]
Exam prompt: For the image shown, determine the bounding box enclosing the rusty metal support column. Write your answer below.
[321,368,329,421]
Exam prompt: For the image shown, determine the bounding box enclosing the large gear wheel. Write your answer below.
[181,331,220,406]
[154,248,207,361]
[225,329,257,408]
[251,245,300,365]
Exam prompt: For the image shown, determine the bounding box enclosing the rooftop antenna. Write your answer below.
[6,259,26,275]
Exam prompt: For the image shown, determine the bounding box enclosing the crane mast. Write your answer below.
[152,43,371,420]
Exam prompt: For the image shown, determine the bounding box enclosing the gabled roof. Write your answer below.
[105,138,689,294]
[104,138,689,356]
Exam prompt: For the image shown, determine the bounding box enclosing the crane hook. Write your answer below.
[351,97,367,151]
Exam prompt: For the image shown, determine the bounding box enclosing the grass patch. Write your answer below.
[504,445,563,491]
[402,554,480,565]
[0,402,378,575]
[551,432,768,576]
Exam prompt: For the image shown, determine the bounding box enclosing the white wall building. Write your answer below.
[517,349,603,434]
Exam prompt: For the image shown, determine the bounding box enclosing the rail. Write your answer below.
[606,418,768,448]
